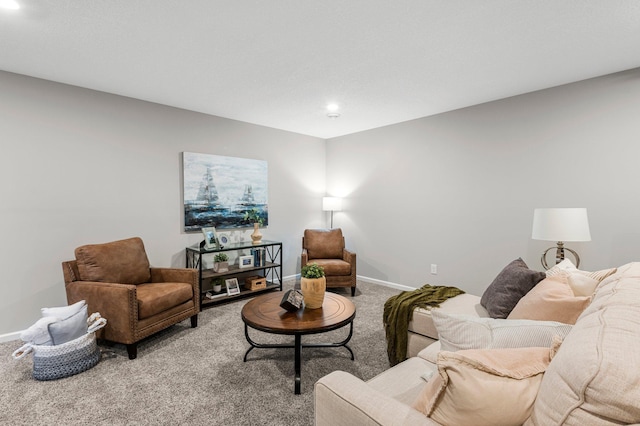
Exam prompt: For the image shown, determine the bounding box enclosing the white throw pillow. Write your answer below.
[19,316,59,345]
[546,259,616,297]
[41,300,86,319]
[431,310,572,352]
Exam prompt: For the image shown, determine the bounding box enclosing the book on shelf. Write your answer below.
[205,291,227,300]
[250,248,267,267]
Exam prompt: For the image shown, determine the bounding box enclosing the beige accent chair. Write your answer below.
[302,228,356,296]
[62,237,199,359]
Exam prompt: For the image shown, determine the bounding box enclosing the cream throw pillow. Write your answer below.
[413,347,552,426]
[431,310,572,352]
[546,259,616,297]
[507,275,591,325]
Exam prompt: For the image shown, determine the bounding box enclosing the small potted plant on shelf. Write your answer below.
[213,253,229,272]
[243,208,264,245]
[211,277,224,293]
[300,263,326,309]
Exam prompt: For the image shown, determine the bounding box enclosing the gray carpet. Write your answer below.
[0,281,400,425]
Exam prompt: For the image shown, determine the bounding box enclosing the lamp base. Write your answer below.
[540,241,580,270]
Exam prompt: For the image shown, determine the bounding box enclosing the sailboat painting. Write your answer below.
[182,152,268,232]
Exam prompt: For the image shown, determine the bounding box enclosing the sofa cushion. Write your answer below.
[304,229,344,259]
[408,293,487,339]
[507,275,591,324]
[526,262,640,425]
[431,310,572,352]
[480,258,546,319]
[136,282,194,320]
[413,347,552,426]
[546,259,617,297]
[75,237,151,284]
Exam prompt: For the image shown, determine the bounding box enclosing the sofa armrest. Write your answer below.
[315,371,437,426]
[65,281,137,343]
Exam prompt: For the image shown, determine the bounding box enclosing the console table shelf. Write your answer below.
[185,240,283,308]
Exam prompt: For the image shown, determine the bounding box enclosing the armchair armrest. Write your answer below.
[301,248,309,266]
[342,248,356,265]
[315,371,435,426]
[65,281,138,343]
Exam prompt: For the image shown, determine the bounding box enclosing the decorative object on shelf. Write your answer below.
[211,278,224,293]
[244,207,264,245]
[322,197,343,229]
[245,275,267,291]
[213,253,229,272]
[225,278,240,296]
[218,232,231,246]
[202,226,220,250]
[300,263,326,309]
[239,255,254,269]
[532,208,591,269]
[280,289,304,312]
[183,152,268,232]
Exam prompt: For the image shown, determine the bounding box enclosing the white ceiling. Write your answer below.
[1,1,640,139]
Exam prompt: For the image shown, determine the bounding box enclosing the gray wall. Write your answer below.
[0,71,326,337]
[326,68,640,296]
[3,67,640,338]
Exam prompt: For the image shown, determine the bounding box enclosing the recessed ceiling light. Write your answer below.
[327,112,340,119]
[0,0,19,10]
[326,103,339,112]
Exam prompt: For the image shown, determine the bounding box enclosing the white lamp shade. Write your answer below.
[322,197,342,211]
[532,208,591,242]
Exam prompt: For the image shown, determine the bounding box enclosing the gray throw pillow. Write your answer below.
[480,258,546,319]
[48,304,88,345]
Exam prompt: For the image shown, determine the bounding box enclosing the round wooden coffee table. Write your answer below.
[241,291,356,394]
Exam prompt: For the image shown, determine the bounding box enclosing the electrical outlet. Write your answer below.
[431,264,437,274]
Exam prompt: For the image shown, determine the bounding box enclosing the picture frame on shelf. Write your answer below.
[225,278,240,296]
[239,255,254,268]
[218,232,231,246]
[202,226,220,250]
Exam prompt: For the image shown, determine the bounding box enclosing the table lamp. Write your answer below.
[531,208,591,269]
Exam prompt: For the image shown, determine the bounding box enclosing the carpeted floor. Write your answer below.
[0,280,400,425]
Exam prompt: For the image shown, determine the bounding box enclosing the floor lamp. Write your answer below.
[531,208,591,269]
[322,197,342,229]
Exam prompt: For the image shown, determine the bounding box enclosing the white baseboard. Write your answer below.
[356,275,415,292]
[0,331,21,344]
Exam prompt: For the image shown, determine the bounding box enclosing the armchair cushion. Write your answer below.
[136,282,194,320]
[304,229,344,259]
[75,237,151,284]
[309,258,352,276]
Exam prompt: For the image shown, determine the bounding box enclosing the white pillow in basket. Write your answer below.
[41,300,86,319]
[47,304,88,345]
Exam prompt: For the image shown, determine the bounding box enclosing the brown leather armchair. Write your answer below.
[62,237,199,360]
[301,228,357,296]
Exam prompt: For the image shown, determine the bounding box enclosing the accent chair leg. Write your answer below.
[191,314,198,328]
[351,287,356,297]
[127,343,138,360]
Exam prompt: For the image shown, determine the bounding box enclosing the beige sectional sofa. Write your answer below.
[315,262,640,425]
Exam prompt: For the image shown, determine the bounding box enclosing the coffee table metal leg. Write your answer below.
[295,334,301,395]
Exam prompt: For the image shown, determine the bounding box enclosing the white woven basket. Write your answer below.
[13,313,107,381]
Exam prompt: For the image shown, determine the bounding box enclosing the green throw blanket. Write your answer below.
[383,284,465,366]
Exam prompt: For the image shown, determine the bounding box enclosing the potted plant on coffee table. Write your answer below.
[213,253,229,272]
[300,262,326,309]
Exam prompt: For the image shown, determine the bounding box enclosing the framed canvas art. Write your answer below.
[183,152,268,232]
